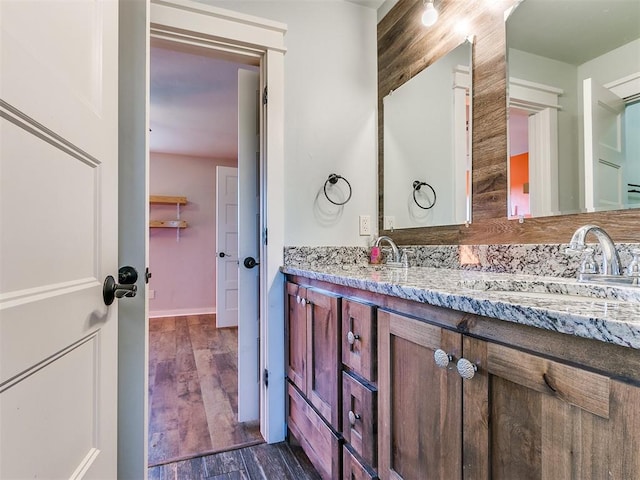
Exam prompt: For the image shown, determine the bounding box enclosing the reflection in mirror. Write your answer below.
[506,0,640,220]
[383,40,472,230]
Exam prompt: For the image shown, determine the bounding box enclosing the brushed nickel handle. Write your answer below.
[348,410,361,426]
[457,358,478,380]
[347,331,360,345]
[434,348,453,369]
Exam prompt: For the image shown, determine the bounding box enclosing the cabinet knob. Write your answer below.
[347,331,360,345]
[457,358,478,380]
[296,295,309,305]
[434,349,453,369]
[348,410,361,426]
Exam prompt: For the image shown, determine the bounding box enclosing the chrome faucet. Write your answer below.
[375,235,402,267]
[567,224,622,277]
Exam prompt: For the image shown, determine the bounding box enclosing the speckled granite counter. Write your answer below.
[282,264,640,350]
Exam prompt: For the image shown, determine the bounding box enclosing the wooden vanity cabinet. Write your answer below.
[378,309,640,480]
[286,275,640,480]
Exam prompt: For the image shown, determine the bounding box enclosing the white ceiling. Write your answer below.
[149,39,257,159]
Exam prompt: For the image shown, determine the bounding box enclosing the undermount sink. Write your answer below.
[459,278,635,303]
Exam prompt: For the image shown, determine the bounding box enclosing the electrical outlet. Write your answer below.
[384,216,395,230]
[149,289,156,299]
[359,215,371,236]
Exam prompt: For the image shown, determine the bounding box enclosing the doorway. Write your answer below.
[147,38,262,466]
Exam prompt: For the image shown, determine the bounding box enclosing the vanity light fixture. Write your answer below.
[422,0,438,27]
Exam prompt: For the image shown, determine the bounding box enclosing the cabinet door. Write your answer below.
[306,288,342,429]
[463,336,640,480]
[378,310,462,480]
[286,282,307,393]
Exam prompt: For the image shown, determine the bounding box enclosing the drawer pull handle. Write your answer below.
[457,358,478,380]
[348,410,361,426]
[347,331,360,345]
[434,349,453,368]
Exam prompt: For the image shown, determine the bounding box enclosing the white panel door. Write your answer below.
[0,0,119,478]
[216,166,239,328]
[584,77,626,212]
[237,69,260,422]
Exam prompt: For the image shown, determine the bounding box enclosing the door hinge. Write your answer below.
[263,86,268,105]
[263,368,269,388]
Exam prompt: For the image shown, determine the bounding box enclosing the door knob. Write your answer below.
[118,266,138,284]
[103,266,138,306]
[218,252,229,258]
[243,256,260,269]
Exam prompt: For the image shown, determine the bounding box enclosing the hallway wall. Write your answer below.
[149,152,237,317]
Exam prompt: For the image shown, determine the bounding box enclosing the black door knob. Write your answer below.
[119,266,138,284]
[243,257,260,269]
[103,265,138,305]
[219,252,228,258]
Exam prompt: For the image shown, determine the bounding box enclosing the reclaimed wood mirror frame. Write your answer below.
[378,0,640,245]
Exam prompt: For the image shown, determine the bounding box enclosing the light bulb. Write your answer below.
[422,1,438,27]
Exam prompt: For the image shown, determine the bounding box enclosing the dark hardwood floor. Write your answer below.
[148,314,263,466]
[148,442,322,480]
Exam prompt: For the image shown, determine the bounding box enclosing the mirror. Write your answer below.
[506,0,640,219]
[383,39,472,230]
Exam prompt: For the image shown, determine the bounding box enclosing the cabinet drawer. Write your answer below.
[343,445,378,480]
[342,299,376,382]
[287,382,341,480]
[342,371,377,468]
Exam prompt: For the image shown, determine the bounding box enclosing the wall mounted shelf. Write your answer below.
[149,195,188,240]
[149,220,188,229]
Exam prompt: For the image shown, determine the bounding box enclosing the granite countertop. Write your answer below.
[282,264,640,350]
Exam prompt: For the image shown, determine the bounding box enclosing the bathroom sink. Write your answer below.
[459,278,629,303]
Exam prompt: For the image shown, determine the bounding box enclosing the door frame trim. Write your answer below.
[149,0,287,447]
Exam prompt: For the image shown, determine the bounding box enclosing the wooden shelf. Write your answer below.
[149,220,188,229]
[149,195,187,205]
[149,195,188,236]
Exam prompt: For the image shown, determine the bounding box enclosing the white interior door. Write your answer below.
[216,166,239,328]
[0,1,119,478]
[238,69,260,422]
[584,77,626,211]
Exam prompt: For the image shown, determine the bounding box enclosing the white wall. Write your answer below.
[198,1,379,246]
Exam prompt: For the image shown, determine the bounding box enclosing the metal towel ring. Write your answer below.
[412,180,436,209]
[324,174,352,206]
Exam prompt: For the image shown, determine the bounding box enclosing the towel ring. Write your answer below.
[412,181,436,210]
[324,174,352,206]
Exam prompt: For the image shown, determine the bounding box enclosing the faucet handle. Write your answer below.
[579,248,599,275]
[626,248,640,277]
[400,248,414,268]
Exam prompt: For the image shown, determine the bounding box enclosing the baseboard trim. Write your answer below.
[149,307,216,319]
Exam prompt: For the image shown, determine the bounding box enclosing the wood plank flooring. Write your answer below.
[148,442,322,480]
[149,315,263,466]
